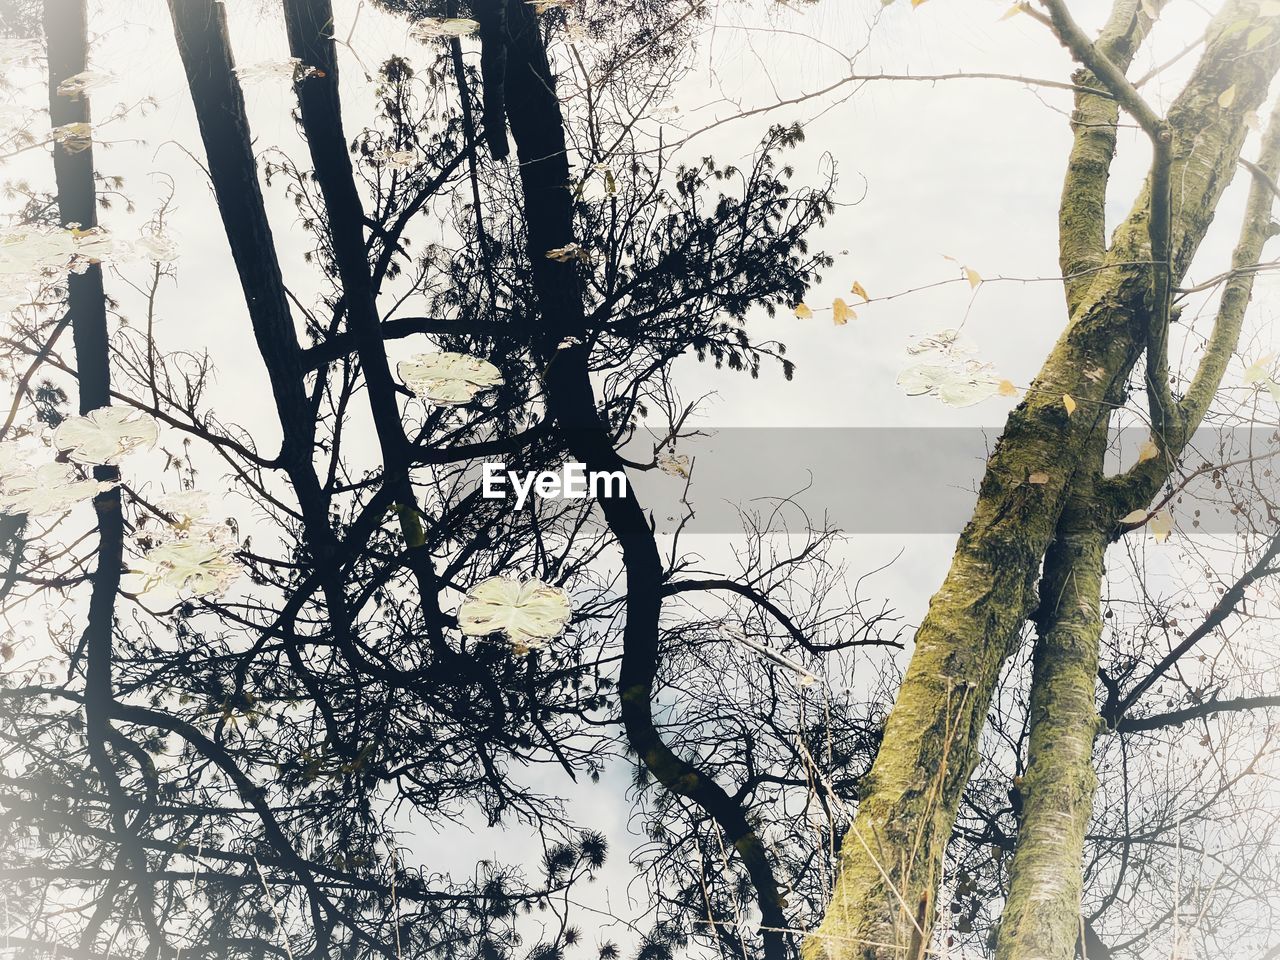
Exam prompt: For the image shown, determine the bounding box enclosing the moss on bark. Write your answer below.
[807,6,1280,956]
[995,430,1109,960]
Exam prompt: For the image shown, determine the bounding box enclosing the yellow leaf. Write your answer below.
[1028,472,1049,485]
[998,2,1024,19]
[850,280,870,302]
[1268,379,1280,403]
[997,379,1018,397]
[793,303,813,319]
[1150,508,1174,543]
[1063,393,1077,415]
[1120,509,1149,524]
[832,298,856,326]
[965,267,983,289]
[1137,438,1160,463]
[911,0,929,8]
[1219,84,1237,108]
[1244,353,1275,384]
[1248,24,1272,48]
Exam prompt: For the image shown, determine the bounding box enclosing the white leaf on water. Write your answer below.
[457,576,572,650]
[374,148,417,168]
[134,537,241,599]
[56,70,115,97]
[410,18,481,40]
[54,408,159,465]
[397,352,503,406]
[0,457,109,517]
[234,59,320,83]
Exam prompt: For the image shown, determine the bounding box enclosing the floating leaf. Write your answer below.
[906,328,960,355]
[54,407,159,465]
[1028,472,1049,485]
[135,536,240,598]
[832,298,855,325]
[410,17,481,39]
[0,227,76,278]
[0,452,109,516]
[999,2,1026,19]
[1219,84,1237,108]
[397,352,503,406]
[657,453,690,479]
[157,490,213,529]
[938,379,999,406]
[234,58,320,83]
[1137,438,1160,463]
[1062,393,1077,415]
[1120,508,1149,524]
[56,70,115,97]
[896,363,951,396]
[134,231,179,264]
[997,379,1018,397]
[545,242,592,264]
[1248,24,1273,48]
[0,38,40,67]
[793,303,813,319]
[457,576,572,649]
[897,363,998,407]
[374,147,417,168]
[965,267,983,288]
[51,122,92,152]
[850,280,870,302]
[898,330,1001,407]
[1244,352,1275,385]
[71,227,114,264]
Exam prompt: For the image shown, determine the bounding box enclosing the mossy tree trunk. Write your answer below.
[994,430,1109,960]
[995,82,1280,960]
[806,4,1280,957]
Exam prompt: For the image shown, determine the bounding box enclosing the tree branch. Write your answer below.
[1040,0,1177,440]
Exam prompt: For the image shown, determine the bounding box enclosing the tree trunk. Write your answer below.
[497,4,790,954]
[44,0,155,950]
[805,6,1280,956]
[995,80,1280,960]
[995,430,1108,960]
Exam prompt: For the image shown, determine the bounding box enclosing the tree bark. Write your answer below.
[994,88,1280,960]
[1055,0,1154,313]
[806,6,1280,956]
[44,0,157,951]
[995,430,1108,960]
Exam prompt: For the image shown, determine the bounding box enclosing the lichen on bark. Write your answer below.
[994,428,1109,960]
[806,4,1280,956]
